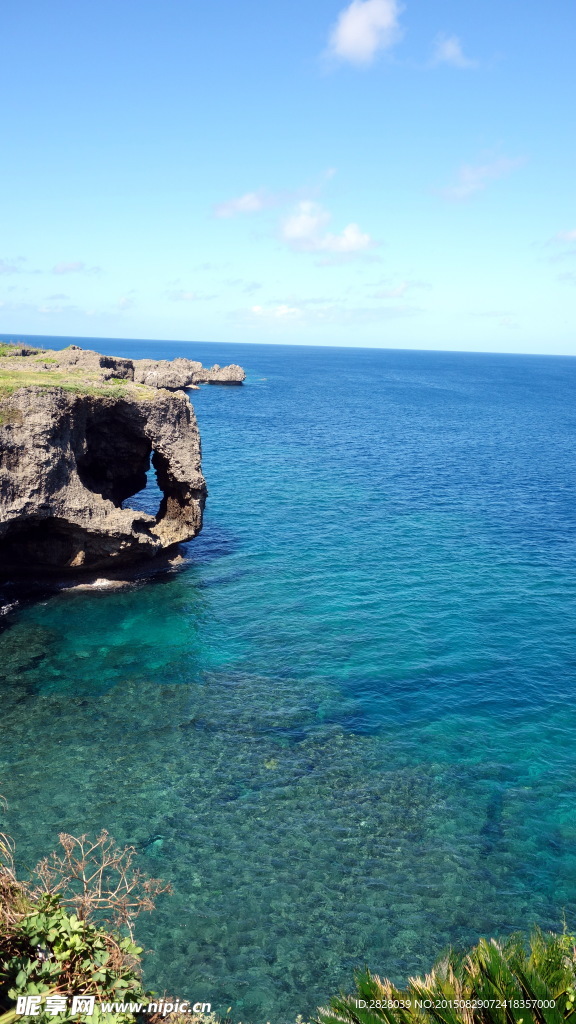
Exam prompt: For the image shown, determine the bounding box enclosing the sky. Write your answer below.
[1,0,575,353]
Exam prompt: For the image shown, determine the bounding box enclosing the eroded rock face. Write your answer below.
[0,387,206,573]
[50,346,246,388]
[49,345,136,380]
[132,358,202,390]
[194,363,246,384]
[132,357,246,387]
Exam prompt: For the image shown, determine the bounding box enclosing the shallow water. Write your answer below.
[1,338,576,1022]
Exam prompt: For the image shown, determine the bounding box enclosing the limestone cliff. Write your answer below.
[133,357,245,388]
[49,345,246,388]
[0,341,244,574]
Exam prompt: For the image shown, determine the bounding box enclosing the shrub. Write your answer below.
[0,894,147,1022]
[316,928,576,1024]
[0,822,170,1024]
[30,831,170,937]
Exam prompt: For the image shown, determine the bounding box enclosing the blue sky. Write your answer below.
[1,0,575,353]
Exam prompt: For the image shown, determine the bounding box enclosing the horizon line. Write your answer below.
[0,330,574,360]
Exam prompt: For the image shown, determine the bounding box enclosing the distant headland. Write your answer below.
[0,342,245,576]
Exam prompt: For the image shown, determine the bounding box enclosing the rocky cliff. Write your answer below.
[0,342,244,574]
[48,344,246,389]
[133,357,245,388]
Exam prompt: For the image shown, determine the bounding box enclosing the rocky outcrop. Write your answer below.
[0,340,235,574]
[6,344,246,389]
[49,346,246,389]
[0,385,206,573]
[133,358,203,390]
[132,357,246,388]
[193,363,246,385]
[52,345,135,381]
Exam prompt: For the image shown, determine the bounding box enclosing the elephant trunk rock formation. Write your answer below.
[0,342,244,574]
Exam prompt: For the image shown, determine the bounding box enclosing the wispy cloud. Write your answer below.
[37,303,76,314]
[166,289,200,301]
[52,261,101,275]
[225,278,263,294]
[281,201,375,257]
[372,277,429,299]
[242,297,422,326]
[0,258,25,275]
[431,33,477,69]
[471,309,518,329]
[251,303,303,320]
[326,0,403,66]
[543,228,576,263]
[441,157,522,201]
[537,229,573,266]
[213,170,342,228]
[214,191,278,218]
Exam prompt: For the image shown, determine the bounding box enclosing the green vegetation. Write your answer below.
[0,369,152,401]
[0,344,40,358]
[0,824,170,1024]
[318,929,576,1024]
[0,368,126,397]
[0,344,155,400]
[0,896,147,1023]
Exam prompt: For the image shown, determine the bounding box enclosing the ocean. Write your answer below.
[1,335,576,1022]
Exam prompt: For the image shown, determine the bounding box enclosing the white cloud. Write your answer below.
[251,303,303,319]
[282,202,331,246]
[441,157,522,201]
[432,33,477,69]
[327,0,403,65]
[558,229,576,243]
[242,296,422,326]
[323,223,374,253]
[214,192,268,218]
[282,201,375,256]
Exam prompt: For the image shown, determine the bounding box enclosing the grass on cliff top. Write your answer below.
[0,367,155,401]
[0,343,42,357]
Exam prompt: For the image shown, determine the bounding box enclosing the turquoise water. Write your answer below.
[2,337,576,1022]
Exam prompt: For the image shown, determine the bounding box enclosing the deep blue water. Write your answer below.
[1,335,576,1022]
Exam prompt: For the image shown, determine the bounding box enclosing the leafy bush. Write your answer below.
[0,895,147,1023]
[0,823,170,1024]
[316,928,576,1024]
